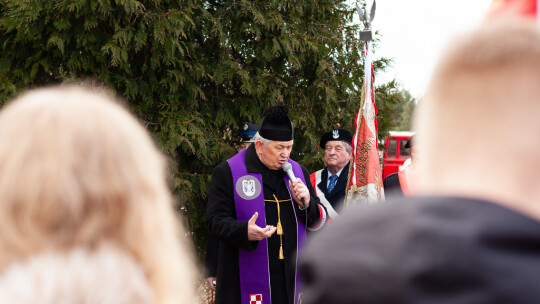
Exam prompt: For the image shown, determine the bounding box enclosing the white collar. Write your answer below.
[328,167,344,179]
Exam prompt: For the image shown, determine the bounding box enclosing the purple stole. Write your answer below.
[227,149,306,304]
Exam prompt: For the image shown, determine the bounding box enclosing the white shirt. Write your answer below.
[327,167,345,188]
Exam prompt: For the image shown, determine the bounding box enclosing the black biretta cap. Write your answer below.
[319,129,353,149]
[259,106,294,141]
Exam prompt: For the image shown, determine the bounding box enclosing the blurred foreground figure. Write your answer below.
[300,19,540,304]
[0,86,197,304]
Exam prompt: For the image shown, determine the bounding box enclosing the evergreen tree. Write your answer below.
[0,0,403,262]
[393,89,416,131]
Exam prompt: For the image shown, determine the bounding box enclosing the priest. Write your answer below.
[206,105,326,304]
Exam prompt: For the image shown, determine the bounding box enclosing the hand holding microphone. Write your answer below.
[282,163,310,209]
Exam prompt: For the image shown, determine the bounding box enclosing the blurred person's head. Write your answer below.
[0,86,197,304]
[254,106,294,170]
[319,129,352,175]
[238,122,260,152]
[414,19,540,217]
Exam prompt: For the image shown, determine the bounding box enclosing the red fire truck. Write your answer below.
[381,131,414,181]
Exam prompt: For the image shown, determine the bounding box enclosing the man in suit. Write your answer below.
[310,129,352,220]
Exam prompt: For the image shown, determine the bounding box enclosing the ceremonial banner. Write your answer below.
[487,0,540,20]
[344,23,384,206]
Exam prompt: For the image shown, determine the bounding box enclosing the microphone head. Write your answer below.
[282,162,296,181]
[281,162,292,172]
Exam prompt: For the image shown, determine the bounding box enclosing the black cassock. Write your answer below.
[206,144,323,304]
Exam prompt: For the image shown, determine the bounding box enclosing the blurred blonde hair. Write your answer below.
[0,245,153,303]
[0,86,197,303]
[415,19,540,204]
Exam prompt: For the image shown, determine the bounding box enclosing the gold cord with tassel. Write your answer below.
[265,194,291,260]
[274,194,284,260]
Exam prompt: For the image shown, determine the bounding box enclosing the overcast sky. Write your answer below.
[368,0,493,97]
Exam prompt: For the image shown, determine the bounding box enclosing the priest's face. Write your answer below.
[256,140,294,170]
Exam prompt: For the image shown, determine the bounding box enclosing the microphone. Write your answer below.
[282,162,307,208]
[282,162,297,182]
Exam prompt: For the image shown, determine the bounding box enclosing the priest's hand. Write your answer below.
[289,179,310,209]
[247,212,277,241]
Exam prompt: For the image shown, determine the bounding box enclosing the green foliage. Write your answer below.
[0,0,405,263]
[393,89,416,131]
[373,79,401,147]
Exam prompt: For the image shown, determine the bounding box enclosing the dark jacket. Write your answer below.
[204,234,219,277]
[206,144,323,304]
[316,162,350,213]
[300,196,540,304]
[383,172,404,198]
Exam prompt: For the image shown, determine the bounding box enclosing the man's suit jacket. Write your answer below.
[316,162,350,213]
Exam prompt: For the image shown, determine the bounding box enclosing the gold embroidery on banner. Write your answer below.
[355,137,375,184]
[345,186,368,205]
[374,171,382,200]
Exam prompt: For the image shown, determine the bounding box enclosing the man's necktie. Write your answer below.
[328,174,338,194]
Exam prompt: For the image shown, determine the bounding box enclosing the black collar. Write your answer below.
[245,144,266,173]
